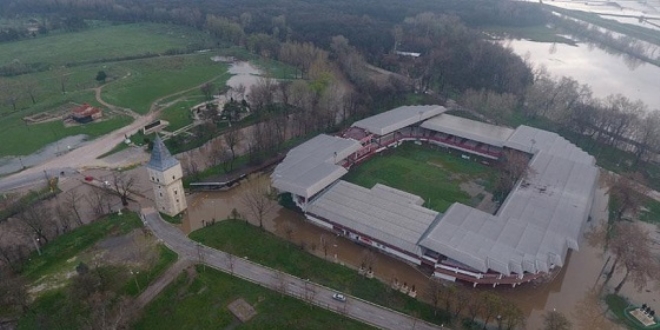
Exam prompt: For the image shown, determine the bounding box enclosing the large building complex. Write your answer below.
[271,105,599,287]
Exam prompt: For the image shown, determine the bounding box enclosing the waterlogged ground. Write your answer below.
[183,175,660,329]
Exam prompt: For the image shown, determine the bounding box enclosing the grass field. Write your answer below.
[133,265,374,330]
[604,294,658,330]
[190,220,450,327]
[0,23,214,67]
[101,55,230,114]
[343,143,498,212]
[21,212,143,282]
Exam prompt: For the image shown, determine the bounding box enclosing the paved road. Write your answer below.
[140,208,446,330]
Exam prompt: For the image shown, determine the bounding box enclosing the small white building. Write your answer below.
[146,136,187,216]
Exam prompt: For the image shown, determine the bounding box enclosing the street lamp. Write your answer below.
[130,270,141,292]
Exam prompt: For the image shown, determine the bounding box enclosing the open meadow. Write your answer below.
[15,212,178,329]
[133,265,374,330]
[0,23,220,158]
[342,143,498,212]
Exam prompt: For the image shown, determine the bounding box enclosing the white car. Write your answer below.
[332,293,346,302]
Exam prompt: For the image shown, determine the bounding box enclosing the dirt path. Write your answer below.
[134,258,192,309]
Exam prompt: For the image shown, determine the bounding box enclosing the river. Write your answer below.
[505,38,660,110]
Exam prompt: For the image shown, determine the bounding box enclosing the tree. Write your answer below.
[223,126,243,171]
[0,269,30,314]
[200,82,214,100]
[606,172,648,223]
[87,187,109,218]
[63,189,85,225]
[608,222,657,293]
[110,171,137,207]
[95,71,107,83]
[572,288,616,330]
[16,203,53,245]
[500,301,525,330]
[23,78,39,104]
[481,292,503,329]
[494,149,533,201]
[240,175,276,229]
[543,310,571,330]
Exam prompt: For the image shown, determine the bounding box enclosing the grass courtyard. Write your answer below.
[342,143,499,212]
[133,265,374,330]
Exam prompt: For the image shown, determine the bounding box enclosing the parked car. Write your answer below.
[332,293,346,302]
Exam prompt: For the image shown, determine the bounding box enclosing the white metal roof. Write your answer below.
[307,181,440,256]
[419,128,599,275]
[352,105,446,136]
[420,114,515,147]
[271,135,362,198]
[504,125,595,165]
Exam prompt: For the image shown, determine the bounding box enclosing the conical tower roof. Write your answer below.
[147,135,179,171]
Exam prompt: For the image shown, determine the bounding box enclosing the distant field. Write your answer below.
[101,55,230,114]
[133,265,374,330]
[0,23,214,67]
[343,144,498,212]
[482,25,576,45]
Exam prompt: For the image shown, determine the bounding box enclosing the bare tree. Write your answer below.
[608,222,657,293]
[225,243,235,275]
[63,189,85,225]
[500,301,525,330]
[466,291,484,323]
[110,171,137,206]
[0,269,30,314]
[478,293,502,329]
[54,204,74,233]
[200,82,214,100]
[86,187,109,218]
[543,310,572,330]
[240,175,276,229]
[494,149,534,201]
[16,203,53,244]
[606,172,648,222]
[223,126,244,170]
[320,234,329,258]
[425,278,443,316]
[23,78,39,104]
[571,288,616,330]
[275,271,287,296]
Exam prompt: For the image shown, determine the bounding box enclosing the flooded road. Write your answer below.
[0,134,88,176]
[184,174,658,329]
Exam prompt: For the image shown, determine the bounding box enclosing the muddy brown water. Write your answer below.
[182,179,658,330]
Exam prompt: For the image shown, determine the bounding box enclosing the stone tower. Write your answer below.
[146,135,187,216]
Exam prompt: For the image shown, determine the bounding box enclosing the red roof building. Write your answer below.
[71,103,103,123]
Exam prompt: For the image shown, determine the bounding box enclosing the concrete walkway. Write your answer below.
[139,207,447,330]
[134,258,192,309]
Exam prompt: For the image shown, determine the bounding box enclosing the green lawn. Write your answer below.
[159,94,209,132]
[101,55,229,114]
[343,143,498,212]
[21,212,143,282]
[640,196,660,225]
[605,294,659,330]
[134,265,374,330]
[190,220,450,327]
[0,23,214,67]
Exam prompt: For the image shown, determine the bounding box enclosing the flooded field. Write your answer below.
[182,172,659,329]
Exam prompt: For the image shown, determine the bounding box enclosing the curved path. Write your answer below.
[140,207,446,330]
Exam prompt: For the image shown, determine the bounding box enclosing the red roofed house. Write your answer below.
[71,103,103,123]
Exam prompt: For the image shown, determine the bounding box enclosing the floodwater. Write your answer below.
[183,174,659,329]
[0,134,88,176]
[505,38,660,110]
[226,61,263,98]
[515,0,660,32]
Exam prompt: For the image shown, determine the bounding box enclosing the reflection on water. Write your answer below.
[505,39,660,110]
[0,134,88,175]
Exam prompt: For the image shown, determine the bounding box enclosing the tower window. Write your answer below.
[173,175,175,180]
[176,199,179,203]
[159,192,162,197]
[174,190,177,195]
